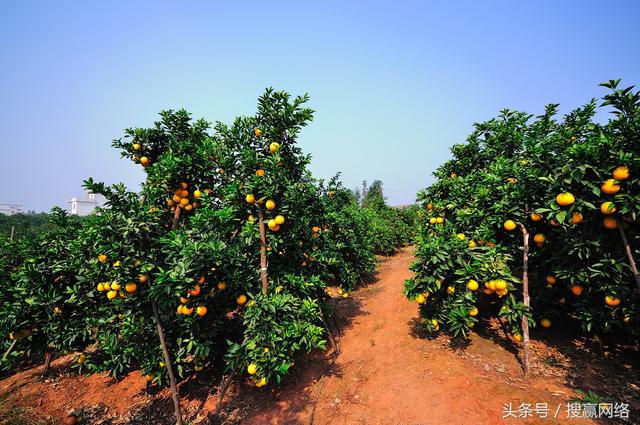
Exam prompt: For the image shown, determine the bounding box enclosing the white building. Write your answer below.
[68,191,106,216]
[0,203,23,215]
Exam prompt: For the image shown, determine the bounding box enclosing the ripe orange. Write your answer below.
[180,296,189,304]
[138,274,148,284]
[180,182,188,189]
[255,128,263,137]
[570,284,584,296]
[467,279,479,291]
[177,305,184,314]
[269,142,280,153]
[600,201,616,215]
[603,216,618,229]
[107,290,117,300]
[533,233,546,244]
[506,177,517,184]
[570,212,583,224]
[111,282,121,291]
[467,240,477,248]
[237,294,248,305]
[456,233,465,240]
[246,194,255,204]
[550,219,561,227]
[601,179,621,194]
[193,189,202,199]
[556,192,575,206]
[275,215,285,225]
[428,218,437,225]
[436,217,444,224]
[196,306,208,316]
[183,306,194,316]
[446,286,455,295]
[98,254,107,263]
[125,283,137,293]
[145,374,154,382]
[612,165,629,180]
[247,363,258,375]
[540,318,552,328]
[265,200,276,210]
[427,203,434,210]
[189,285,201,296]
[172,194,181,203]
[103,282,111,291]
[312,226,321,233]
[415,294,426,303]
[179,198,189,206]
[450,172,457,178]
[97,283,105,292]
[530,212,543,222]
[342,292,349,298]
[605,295,621,307]
[256,377,267,387]
[494,279,507,290]
[217,281,227,290]
[469,307,478,316]
[139,156,150,167]
[267,219,278,230]
[503,220,516,231]
[256,169,265,177]
[132,143,141,151]
[248,214,255,223]
[545,275,556,285]
[513,333,523,342]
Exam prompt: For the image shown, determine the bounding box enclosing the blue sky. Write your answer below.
[1,1,639,211]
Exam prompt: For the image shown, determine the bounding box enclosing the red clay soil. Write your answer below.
[1,246,638,424]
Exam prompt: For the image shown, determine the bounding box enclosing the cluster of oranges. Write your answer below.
[166,182,204,213]
[246,193,284,232]
[130,143,151,168]
[600,165,629,229]
[95,254,145,300]
[428,216,445,225]
[483,279,509,297]
[247,362,268,387]
[177,276,208,316]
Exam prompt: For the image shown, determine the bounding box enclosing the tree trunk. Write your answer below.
[152,301,183,425]
[215,370,236,414]
[257,209,268,295]
[617,223,640,289]
[520,224,531,376]
[43,351,54,372]
[150,206,183,425]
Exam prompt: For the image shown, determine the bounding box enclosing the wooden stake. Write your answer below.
[618,223,640,289]
[2,340,17,361]
[520,224,531,375]
[257,209,268,295]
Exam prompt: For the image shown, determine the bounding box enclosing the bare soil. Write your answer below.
[1,246,638,425]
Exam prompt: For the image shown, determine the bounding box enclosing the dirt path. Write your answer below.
[243,247,599,425]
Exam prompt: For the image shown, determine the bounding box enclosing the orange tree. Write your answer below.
[406,81,640,373]
[0,208,90,373]
[67,89,377,422]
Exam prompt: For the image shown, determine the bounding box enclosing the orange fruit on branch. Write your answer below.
[601,179,621,195]
[603,216,618,229]
[570,284,584,296]
[605,295,621,307]
[503,220,516,231]
[612,166,629,180]
[600,202,616,215]
[556,192,575,206]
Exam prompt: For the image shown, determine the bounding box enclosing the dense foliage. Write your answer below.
[405,80,640,346]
